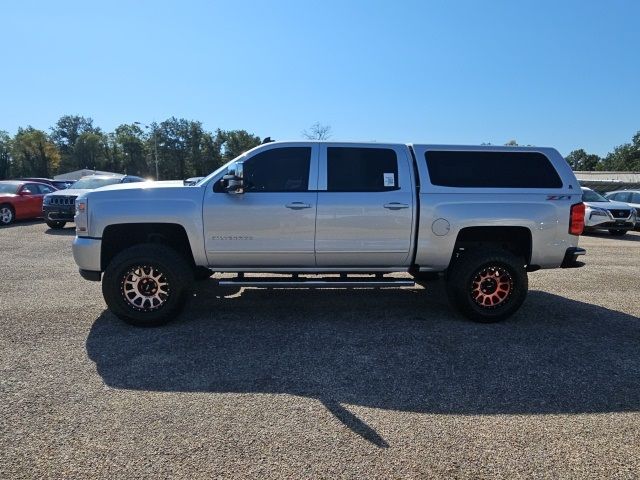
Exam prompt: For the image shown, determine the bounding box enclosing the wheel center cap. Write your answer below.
[480,278,498,294]
[139,278,158,296]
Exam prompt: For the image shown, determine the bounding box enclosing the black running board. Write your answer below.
[218,277,415,289]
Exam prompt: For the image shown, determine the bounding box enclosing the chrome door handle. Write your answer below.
[383,202,409,210]
[285,202,311,210]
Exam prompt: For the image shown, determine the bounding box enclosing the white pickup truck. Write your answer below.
[72,141,586,326]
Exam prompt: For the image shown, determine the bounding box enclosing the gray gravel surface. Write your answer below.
[1,221,639,479]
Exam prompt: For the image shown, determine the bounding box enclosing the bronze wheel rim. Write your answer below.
[470,265,513,308]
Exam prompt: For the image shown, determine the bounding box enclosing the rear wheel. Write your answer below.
[0,204,14,226]
[46,220,66,229]
[608,229,627,236]
[102,243,194,327]
[446,249,528,323]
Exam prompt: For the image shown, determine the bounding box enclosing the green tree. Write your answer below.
[0,131,11,179]
[200,130,224,175]
[218,129,261,162]
[50,115,99,172]
[599,131,640,171]
[11,127,60,177]
[153,117,190,179]
[565,149,602,171]
[151,118,230,179]
[113,124,149,176]
[74,131,107,170]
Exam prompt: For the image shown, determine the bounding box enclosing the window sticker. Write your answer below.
[383,173,395,187]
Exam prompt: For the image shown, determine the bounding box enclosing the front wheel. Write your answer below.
[446,249,528,323]
[608,229,627,237]
[102,243,194,327]
[46,220,66,229]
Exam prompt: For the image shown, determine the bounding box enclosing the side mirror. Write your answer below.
[222,161,245,194]
[19,190,32,195]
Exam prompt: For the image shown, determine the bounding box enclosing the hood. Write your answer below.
[46,188,92,197]
[0,193,17,200]
[584,200,632,210]
[92,180,185,193]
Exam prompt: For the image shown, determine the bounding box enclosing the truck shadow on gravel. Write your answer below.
[86,283,640,448]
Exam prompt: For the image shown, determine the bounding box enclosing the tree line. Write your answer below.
[0,115,264,180]
[564,131,640,171]
[0,116,638,180]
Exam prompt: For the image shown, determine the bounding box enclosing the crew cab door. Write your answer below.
[202,144,319,267]
[315,144,415,267]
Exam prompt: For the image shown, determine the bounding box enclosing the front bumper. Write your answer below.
[584,221,635,231]
[43,205,75,222]
[72,236,102,275]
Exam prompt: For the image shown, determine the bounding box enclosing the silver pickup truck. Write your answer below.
[72,141,586,326]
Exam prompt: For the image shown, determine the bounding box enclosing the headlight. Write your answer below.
[75,198,88,235]
[589,207,608,217]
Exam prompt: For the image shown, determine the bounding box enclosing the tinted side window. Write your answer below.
[38,185,56,194]
[327,147,398,192]
[631,193,640,203]
[425,151,563,188]
[615,192,632,202]
[243,147,311,192]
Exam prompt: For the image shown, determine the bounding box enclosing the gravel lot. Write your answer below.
[1,221,639,479]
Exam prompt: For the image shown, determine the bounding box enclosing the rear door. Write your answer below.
[315,144,415,267]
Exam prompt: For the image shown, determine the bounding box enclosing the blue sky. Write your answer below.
[1,0,638,156]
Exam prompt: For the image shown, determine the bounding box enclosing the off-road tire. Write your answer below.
[0,204,15,226]
[446,248,528,323]
[46,220,66,229]
[102,243,194,327]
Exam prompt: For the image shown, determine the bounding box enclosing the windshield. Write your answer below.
[0,183,20,194]
[72,177,122,189]
[582,189,608,202]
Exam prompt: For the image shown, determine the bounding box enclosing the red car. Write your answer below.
[0,181,58,226]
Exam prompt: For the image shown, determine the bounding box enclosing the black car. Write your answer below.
[19,177,74,190]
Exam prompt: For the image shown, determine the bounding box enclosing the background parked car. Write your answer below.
[42,174,146,229]
[605,190,640,229]
[0,181,58,226]
[19,177,75,190]
[582,187,636,236]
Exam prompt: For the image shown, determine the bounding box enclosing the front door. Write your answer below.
[18,183,45,218]
[203,144,319,267]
